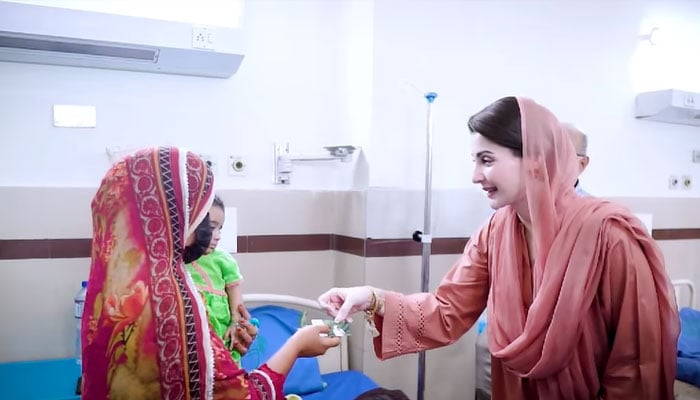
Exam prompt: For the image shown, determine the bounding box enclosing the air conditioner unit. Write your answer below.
[635,89,700,127]
[0,2,245,78]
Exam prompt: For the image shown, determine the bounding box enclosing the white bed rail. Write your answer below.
[243,293,322,310]
[672,279,696,309]
[242,293,349,373]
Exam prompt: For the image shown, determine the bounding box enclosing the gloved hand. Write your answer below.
[318,286,374,323]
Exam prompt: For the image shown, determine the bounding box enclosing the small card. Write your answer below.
[310,319,351,337]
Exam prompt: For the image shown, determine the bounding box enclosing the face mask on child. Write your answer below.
[183,214,213,264]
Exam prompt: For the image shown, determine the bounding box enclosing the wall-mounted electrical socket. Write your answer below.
[199,154,218,176]
[669,175,679,189]
[685,93,697,108]
[683,175,693,190]
[228,155,247,176]
[192,25,217,50]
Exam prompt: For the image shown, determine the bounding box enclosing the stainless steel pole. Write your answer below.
[417,91,437,400]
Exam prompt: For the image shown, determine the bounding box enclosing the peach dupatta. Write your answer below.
[372,97,679,399]
[486,98,679,398]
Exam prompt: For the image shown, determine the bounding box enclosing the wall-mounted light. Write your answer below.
[640,27,667,46]
[632,22,700,93]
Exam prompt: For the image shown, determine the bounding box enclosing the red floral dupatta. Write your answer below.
[81,147,266,400]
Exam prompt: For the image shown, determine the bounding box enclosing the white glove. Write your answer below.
[318,286,374,323]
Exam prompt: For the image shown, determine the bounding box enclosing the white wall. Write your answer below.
[4,0,244,28]
[368,0,700,197]
[1,0,700,193]
[0,0,366,190]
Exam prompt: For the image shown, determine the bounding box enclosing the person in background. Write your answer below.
[186,195,246,365]
[565,123,590,196]
[319,97,679,399]
[81,146,339,400]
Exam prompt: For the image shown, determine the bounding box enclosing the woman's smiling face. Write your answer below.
[471,132,526,211]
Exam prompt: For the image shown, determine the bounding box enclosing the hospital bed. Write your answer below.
[0,294,379,400]
[242,293,380,399]
[673,279,700,399]
[475,279,700,400]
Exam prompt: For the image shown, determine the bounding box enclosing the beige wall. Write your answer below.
[611,197,700,308]
[0,257,90,362]
[1,187,700,400]
[361,254,478,399]
[0,187,95,362]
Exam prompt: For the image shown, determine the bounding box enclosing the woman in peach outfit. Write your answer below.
[319,97,679,399]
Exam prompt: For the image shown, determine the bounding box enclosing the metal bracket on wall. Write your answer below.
[274,142,293,184]
[273,142,356,184]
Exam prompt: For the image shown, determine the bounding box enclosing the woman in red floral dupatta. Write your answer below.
[82,147,338,400]
[320,97,679,399]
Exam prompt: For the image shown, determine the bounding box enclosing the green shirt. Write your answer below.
[186,249,243,364]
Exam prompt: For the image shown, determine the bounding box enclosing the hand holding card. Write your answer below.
[309,319,351,337]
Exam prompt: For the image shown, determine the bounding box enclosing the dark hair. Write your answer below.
[354,388,410,400]
[183,213,212,263]
[468,96,522,157]
[212,195,224,210]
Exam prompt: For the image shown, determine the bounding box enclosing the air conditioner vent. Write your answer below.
[0,2,244,78]
[635,89,700,127]
[0,33,158,62]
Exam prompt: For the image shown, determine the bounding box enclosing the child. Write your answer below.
[186,195,245,365]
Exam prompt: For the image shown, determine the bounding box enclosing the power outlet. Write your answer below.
[228,155,247,176]
[192,25,217,50]
[199,154,218,176]
[684,93,697,108]
[683,175,693,190]
[669,175,679,189]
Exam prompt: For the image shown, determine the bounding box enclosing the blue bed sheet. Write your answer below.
[0,358,379,400]
[0,358,81,400]
[243,304,379,399]
[678,307,700,387]
[0,305,380,400]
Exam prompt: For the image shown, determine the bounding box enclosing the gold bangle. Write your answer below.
[375,289,385,316]
[365,288,381,338]
[366,288,377,314]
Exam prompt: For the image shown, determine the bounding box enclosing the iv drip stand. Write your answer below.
[412,91,437,400]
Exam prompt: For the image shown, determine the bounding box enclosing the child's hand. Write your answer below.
[223,323,238,351]
[230,304,259,356]
[289,325,341,358]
